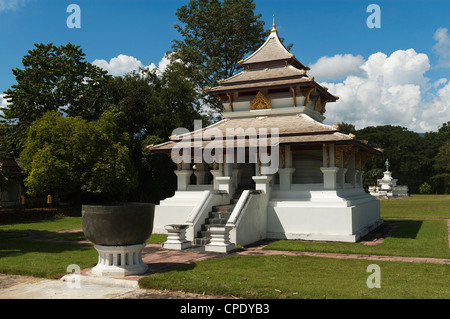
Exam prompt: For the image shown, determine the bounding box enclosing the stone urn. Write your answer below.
[82,202,155,277]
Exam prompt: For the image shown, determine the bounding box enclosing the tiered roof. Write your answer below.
[205,18,337,102]
[148,17,380,156]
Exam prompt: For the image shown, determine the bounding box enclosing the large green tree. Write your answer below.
[20,111,136,202]
[356,125,430,193]
[171,0,266,114]
[3,43,110,122]
[105,64,205,202]
[1,43,111,153]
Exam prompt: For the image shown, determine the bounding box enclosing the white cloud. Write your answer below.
[0,0,31,12]
[143,53,172,75]
[93,54,144,76]
[93,54,171,76]
[321,49,449,132]
[419,81,450,131]
[433,27,450,68]
[309,54,365,81]
[0,93,8,118]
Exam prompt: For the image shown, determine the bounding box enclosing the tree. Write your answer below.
[1,43,111,153]
[140,136,177,204]
[336,122,356,135]
[20,111,136,202]
[171,0,266,114]
[104,64,205,202]
[356,125,429,193]
[419,182,432,194]
[432,140,450,193]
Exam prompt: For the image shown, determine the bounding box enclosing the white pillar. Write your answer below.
[210,170,221,190]
[216,176,232,194]
[320,167,339,190]
[253,175,272,194]
[163,224,191,250]
[175,169,193,191]
[338,168,348,189]
[205,226,235,253]
[278,168,295,190]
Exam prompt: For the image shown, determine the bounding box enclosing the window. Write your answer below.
[268,87,290,94]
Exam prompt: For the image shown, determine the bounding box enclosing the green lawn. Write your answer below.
[1,195,449,298]
[264,219,450,259]
[0,214,166,278]
[138,255,449,299]
[380,195,450,219]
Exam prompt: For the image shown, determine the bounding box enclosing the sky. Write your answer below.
[1,0,449,133]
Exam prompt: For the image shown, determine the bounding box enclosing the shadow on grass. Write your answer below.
[388,220,423,239]
[147,262,197,274]
[0,229,93,258]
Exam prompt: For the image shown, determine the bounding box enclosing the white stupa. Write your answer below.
[369,159,409,198]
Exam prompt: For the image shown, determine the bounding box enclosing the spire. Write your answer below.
[271,12,277,33]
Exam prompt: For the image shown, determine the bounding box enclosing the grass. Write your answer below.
[0,217,82,233]
[0,213,166,278]
[0,195,449,298]
[139,194,450,299]
[0,236,97,279]
[138,255,450,299]
[380,194,450,219]
[263,219,450,259]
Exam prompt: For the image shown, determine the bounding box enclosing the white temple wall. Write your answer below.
[266,188,382,242]
[228,191,268,247]
[152,191,207,234]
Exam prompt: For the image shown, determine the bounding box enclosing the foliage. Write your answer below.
[362,168,382,192]
[139,136,176,204]
[336,122,356,135]
[1,43,111,156]
[419,182,432,194]
[431,140,450,193]
[19,111,136,202]
[338,123,450,193]
[171,0,266,114]
[2,43,111,124]
[105,65,204,202]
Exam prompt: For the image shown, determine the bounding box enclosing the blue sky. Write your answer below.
[1,0,450,132]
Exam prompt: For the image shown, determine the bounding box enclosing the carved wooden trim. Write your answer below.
[227,93,234,112]
[290,87,297,107]
[300,87,315,106]
[250,91,271,110]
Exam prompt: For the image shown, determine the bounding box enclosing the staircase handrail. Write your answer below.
[185,190,213,225]
[227,190,261,226]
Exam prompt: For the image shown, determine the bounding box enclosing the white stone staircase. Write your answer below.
[193,185,251,246]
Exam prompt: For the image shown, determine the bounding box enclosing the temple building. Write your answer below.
[148,18,383,251]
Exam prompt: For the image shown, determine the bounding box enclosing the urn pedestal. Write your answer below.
[82,203,155,277]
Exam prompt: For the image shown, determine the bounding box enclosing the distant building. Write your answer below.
[0,152,24,208]
[369,159,409,198]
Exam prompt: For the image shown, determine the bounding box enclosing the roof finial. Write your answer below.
[271,12,277,32]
